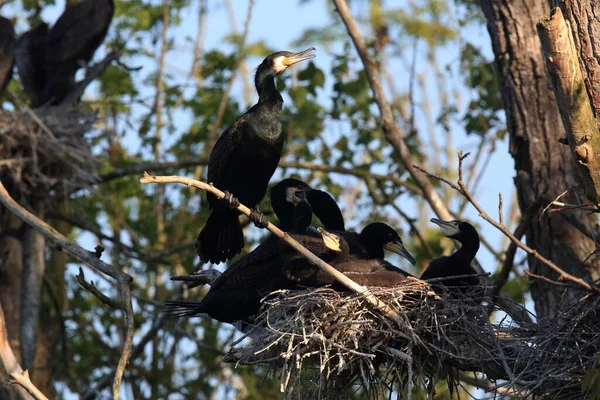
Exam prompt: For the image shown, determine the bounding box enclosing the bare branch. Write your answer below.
[421,153,600,294]
[140,172,401,319]
[331,0,453,221]
[0,303,47,400]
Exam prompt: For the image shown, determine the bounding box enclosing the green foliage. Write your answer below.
[1,0,518,397]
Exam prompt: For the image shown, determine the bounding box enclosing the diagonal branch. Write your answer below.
[0,303,48,400]
[0,180,135,400]
[417,153,600,295]
[331,0,452,222]
[140,172,401,320]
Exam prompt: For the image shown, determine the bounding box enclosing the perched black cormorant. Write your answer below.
[0,17,16,98]
[196,48,316,264]
[165,178,339,323]
[15,23,48,107]
[420,218,479,289]
[41,0,115,105]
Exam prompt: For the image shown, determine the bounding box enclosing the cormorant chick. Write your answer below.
[0,17,16,98]
[42,0,115,105]
[165,178,339,324]
[196,48,316,264]
[283,226,414,289]
[420,218,480,289]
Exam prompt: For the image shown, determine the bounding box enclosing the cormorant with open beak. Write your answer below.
[420,218,480,290]
[196,48,316,264]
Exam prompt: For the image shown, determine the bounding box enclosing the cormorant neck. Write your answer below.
[256,75,283,108]
[451,231,480,262]
[364,242,384,259]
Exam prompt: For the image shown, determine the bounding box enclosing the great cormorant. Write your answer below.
[0,17,16,98]
[15,23,48,107]
[165,178,339,323]
[196,48,316,264]
[420,218,479,289]
[42,0,115,105]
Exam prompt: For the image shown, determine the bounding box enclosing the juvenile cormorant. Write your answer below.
[15,23,48,107]
[42,0,115,105]
[283,227,414,289]
[0,17,16,98]
[420,218,479,289]
[196,48,316,264]
[165,178,338,323]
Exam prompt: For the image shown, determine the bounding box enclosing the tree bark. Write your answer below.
[538,7,600,204]
[480,0,600,319]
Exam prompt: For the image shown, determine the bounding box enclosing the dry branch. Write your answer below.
[139,173,400,319]
[0,303,48,400]
[537,7,600,204]
[415,153,600,295]
[0,181,134,400]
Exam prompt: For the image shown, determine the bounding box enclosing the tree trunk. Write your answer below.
[480,0,600,319]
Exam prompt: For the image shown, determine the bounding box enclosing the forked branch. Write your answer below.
[415,152,600,294]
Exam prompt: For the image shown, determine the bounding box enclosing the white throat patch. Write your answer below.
[273,56,287,73]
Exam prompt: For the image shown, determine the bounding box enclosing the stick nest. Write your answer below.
[0,108,98,197]
[223,279,600,399]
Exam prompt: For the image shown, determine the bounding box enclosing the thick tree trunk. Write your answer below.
[480,0,600,319]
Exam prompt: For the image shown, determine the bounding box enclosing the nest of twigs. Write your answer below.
[223,279,600,399]
[0,107,98,197]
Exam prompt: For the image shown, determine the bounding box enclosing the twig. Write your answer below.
[64,50,121,105]
[420,153,600,294]
[0,303,46,400]
[140,173,401,319]
[523,270,583,289]
[0,180,135,400]
[76,268,123,309]
[492,199,543,296]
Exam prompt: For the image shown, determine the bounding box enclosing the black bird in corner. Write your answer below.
[196,48,316,264]
[0,17,16,98]
[420,218,480,290]
[15,23,49,108]
[41,0,115,105]
[165,178,341,324]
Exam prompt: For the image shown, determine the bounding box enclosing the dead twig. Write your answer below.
[0,303,48,400]
[415,152,600,295]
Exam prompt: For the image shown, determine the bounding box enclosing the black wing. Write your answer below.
[15,23,48,107]
[206,116,247,206]
[0,17,16,97]
[47,0,114,65]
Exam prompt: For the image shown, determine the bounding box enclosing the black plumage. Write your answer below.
[0,17,16,98]
[165,178,340,324]
[41,0,115,105]
[196,48,316,264]
[282,220,415,289]
[420,218,480,289]
[15,23,48,107]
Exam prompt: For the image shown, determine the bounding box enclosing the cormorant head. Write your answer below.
[361,222,416,265]
[254,48,316,90]
[270,179,312,226]
[430,218,477,242]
